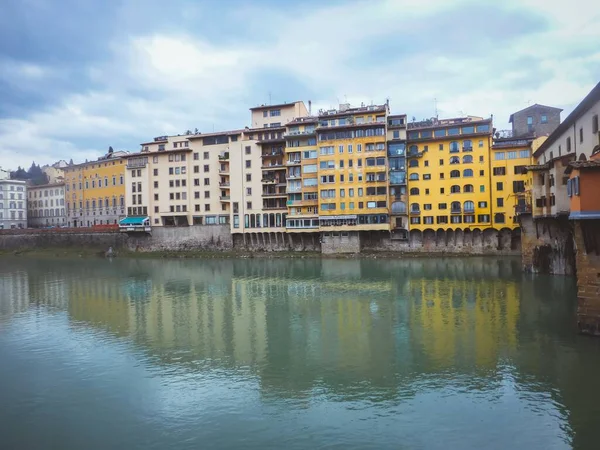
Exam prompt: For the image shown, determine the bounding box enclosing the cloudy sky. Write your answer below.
[1,0,598,170]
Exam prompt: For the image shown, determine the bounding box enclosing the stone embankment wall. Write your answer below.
[127,225,232,252]
[519,215,576,275]
[1,225,521,255]
[573,220,600,336]
[0,229,126,252]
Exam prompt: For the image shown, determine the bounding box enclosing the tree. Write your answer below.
[108,146,114,153]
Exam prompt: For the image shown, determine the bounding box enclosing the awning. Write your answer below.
[119,216,149,226]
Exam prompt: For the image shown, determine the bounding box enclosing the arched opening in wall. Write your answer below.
[472,228,482,247]
[510,227,522,251]
[409,229,423,246]
[423,229,435,247]
[435,229,445,246]
[579,153,588,161]
[455,228,464,247]
[446,229,455,246]
[499,227,513,251]
[463,229,472,246]
[269,213,275,227]
[482,228,499,249]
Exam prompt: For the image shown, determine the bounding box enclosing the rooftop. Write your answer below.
[407,116,489,130]
[509,103,563,123]
[250,101,303,111]
[318,103,388,118]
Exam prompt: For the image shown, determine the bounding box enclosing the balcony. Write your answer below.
[261,163,285,170]
[410,209,420,215]
[286,159,302,166]
[261,149,284,157]
[463,146,473,152]
[285,130,316,137]
[218,168,229,174]
[261,177,276,184]
[449,148,460,154]
[262,192,287,198]
[263,205,287,210]
[464,208,475,214]
[287,173,301,180]
[219,181,230,187]
[219,195,231,201]
[218,153,230,161]
[451,208,462,214]
[515,204,532,214]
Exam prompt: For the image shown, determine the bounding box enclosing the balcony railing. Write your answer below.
[263,205,287,210]
[515,204,532,214]
[464,208,475,214]
[261,163,284,169]
[463,146,473,152]
[218,153,230,161]
[410,209,421,215]
[451,208,462,214]
[219,181,230,187]
[219,195,230,201]
[218,168,229,174]
[262,192,287,197]
[286,159,301,165]
[261,149,284,157]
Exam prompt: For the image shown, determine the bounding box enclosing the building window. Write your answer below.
[410,188,419,196]
[464,184,474,193]
[408,160,419,168]
[438,203,447,210]
[567,137,572,152]
[450,170,460,178]
[245,160,251,168]
[580,127,584,143]
[541,115,548,124]
[204,152,209,160]
[493,167,506,176]
[496,182,503,191]
[480,185,485,193]
[246,187,252,195]
[593,115,599,134]
[450,185,460,193]
[494,213,505,224]
[204,165,209,172]
[463,169,473,177]
[497,198,504,207]
[246,201,252,209]
[204,178,210,186]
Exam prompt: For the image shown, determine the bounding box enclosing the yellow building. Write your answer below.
[285,117,320,231]
[406,117,493,231]
[316,103,390,232]
[64,149,128,227]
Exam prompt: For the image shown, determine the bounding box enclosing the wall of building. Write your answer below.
[27,183,67,228]
[0,179,27,229]
[511,105,561,138]
[519,215,575,275]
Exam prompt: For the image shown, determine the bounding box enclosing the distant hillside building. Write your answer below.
[509,104,562,138]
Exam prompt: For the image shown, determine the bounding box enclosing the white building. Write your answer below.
[27,183,67,228]
[0,179,28,229]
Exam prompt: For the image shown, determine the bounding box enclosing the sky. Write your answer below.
[0,0,598,170]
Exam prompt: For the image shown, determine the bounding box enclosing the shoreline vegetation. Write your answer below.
[1,247,518,260]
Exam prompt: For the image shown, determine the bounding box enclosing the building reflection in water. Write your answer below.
[5,255,597,445]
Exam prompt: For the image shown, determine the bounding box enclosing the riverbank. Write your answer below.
[1,247,521,260]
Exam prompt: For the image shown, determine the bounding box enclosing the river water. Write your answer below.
[1,256,599,449]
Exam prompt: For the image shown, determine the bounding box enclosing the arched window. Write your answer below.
[464,184,474,193]
[408,159,419,168]
[450,156,460,164]
[410,188,420,195]
[98,198,103,208]
[462,155,473,163]
[451,185,461,193]
[449,141,459,153]
[409,144,419,155]
[494,213,505,224]
[450,170,460,178]
[410,203,420,212]
[463,140,473,151]
[464,201,475,212]
[463,169,473,177]
[451,201,461,212]
[409,173,419,180]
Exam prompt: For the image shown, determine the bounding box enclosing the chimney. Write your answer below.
[308,100,312,116]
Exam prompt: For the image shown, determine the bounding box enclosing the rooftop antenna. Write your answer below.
[434,98,438,119]
[344,94,348,104]
[269,92,272,105]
